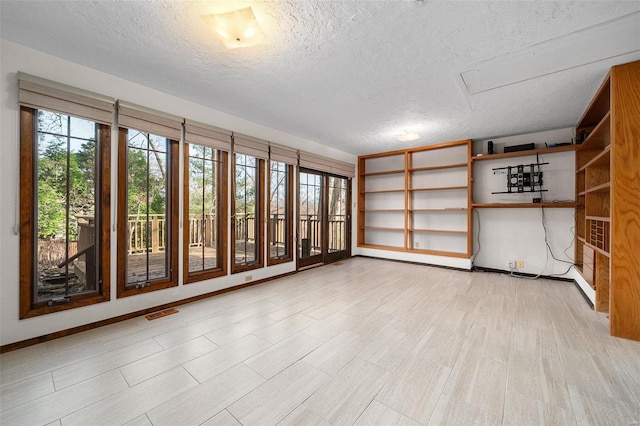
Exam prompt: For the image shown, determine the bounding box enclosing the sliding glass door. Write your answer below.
[298,169,350,268]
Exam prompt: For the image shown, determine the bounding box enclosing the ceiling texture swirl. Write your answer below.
[1,0,639,154]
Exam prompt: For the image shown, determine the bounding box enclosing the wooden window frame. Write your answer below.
[116,127,179,298]
[231,154,265,273]
[183,146,228,284]
[267,162,294,266]
[19,106,111,318]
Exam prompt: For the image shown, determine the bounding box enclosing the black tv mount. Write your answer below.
[492,162,548,194]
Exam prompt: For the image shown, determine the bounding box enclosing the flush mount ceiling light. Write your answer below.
[395,131,420,142]
[203,6,266,49]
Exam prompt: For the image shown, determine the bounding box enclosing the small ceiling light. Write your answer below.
[395,131,420,142]
[203,6,266,49]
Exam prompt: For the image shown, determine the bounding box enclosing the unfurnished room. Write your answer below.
[0,1,639,425]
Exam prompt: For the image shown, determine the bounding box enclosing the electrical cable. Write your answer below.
[537,154,575,266]
[471,208,481,270]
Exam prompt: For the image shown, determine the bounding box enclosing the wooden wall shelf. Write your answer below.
[409,228,467,234]
[583,182,610,194]
[409,162,467,172]
[472,144,577,161]
[409,186,467,192]
[578,145,610,172]
[363,169,405,177]
[472,202,577,208]
[358,139,472,258]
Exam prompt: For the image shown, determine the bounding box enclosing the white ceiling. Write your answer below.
[1,1,639,155]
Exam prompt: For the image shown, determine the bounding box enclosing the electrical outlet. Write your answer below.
[517,260,524,269]
[508,260,515,270]
[414,241,420,248]
[245,275,252,282]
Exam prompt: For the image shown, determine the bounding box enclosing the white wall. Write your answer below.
[0,40,356,346]
[473,129,589,299]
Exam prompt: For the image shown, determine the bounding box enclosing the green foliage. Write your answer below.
[126,136,167,216]
[37,180,66,238]
[235,155,256,217]
[36,125,97,239]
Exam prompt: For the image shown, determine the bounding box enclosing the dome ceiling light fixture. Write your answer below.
[203,6,266,49]
[395,131,420,142]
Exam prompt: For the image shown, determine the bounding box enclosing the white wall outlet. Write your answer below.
[509,260,515,270]
[245,275,252,282]
[414,241,420,248]
[517,260,524,269]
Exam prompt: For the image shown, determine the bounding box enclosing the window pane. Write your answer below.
[269,161,289,259]
[234,154,258,265]
[35,111,98,301]
[126,130,169,286]
[188,144,220,273]
[328,176,348,253]
[299,171,322,259]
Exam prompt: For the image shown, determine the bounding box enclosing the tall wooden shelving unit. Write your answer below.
[358,139,472,259]
[575,60,640,341]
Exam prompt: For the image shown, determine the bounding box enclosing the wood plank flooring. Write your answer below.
[2,257,639,425]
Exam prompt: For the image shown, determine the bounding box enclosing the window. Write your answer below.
[232,153,264,272]
[327,175,349,253]
[184,144,228,283]
[298,170,323,262]
[268,161,293,264]
[117,128,179,296]
[20,107,110,317]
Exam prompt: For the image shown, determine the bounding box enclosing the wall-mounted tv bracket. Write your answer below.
[491,162,548,194]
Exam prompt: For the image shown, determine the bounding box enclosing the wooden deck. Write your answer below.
[126,243,297,283]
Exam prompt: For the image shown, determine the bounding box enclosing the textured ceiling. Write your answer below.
[1,1,639,155]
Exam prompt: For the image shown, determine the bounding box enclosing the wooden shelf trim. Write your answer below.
[361,226,404,231]
[409,185,467,192]
[410,208,467,212]
[578,144,611,172]
[471,144,577,161]
[363,169,405,177]
[583,182,611,194]
[472,202,577,208]
[357,244,470,259]
[584,241,611,258]
[586,216,611,222]
[363,189,405,194]
[409,162,467,172]
[577,236,586,243]
[409,228,467,235]
[579,111,611,152]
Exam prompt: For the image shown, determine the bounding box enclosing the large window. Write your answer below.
[20,107,110,317]
[268,161,293,264]
[117,128,178,297]
[184,144,227,283]
[232,154,264,272]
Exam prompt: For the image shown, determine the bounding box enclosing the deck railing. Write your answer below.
[38,212,347,266]
[128,213,346,255]
[128,214,166,254]
[299,214,347,253]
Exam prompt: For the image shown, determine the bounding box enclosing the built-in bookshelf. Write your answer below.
[358,139,472,258]
[574,60,640,341]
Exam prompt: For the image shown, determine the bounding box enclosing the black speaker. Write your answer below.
[487,141,494,154]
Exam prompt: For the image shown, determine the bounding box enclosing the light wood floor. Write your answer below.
[1,257,639,425]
